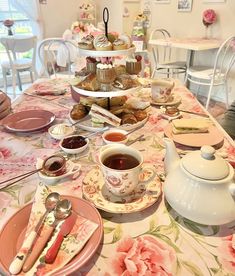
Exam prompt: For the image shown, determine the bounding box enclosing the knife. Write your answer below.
[45,212,77,264]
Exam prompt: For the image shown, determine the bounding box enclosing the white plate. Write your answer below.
[36,159,81,185]
[78,46,136,57]
[72,85,139,98]
[69,114,149,132]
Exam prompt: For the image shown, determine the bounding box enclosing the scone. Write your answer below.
[93,34,112,51]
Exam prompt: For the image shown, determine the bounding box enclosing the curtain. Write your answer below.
[9,0,44,40]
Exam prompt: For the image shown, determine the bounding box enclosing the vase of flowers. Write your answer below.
[202,9,217,39]
[3,19,14,36]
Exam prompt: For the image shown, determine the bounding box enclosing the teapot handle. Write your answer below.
[229,183,235,197]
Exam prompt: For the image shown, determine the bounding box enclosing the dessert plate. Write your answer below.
[2,110,55,132]
[82,167,161,213]
[78,46,136,57]
[0,196,103,276]
[164,123,224,148]
[151,95,181,106]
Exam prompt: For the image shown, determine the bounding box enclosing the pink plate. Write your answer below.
[0,196,103,275]
[2,110,56,132]
[164,123,224,148]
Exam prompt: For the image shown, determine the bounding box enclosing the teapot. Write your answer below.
[163,138,235,225]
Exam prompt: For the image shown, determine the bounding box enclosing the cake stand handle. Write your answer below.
[103,7,109,38]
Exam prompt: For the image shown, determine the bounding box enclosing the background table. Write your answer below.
[0,79,234,275]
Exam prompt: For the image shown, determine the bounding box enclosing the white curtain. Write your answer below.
[9,0,44,40]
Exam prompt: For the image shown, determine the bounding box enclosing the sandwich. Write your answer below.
[172,119,211,134]
[89,104,121,127]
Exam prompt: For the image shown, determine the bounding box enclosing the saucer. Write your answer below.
[151,95,181,106]
[36,158,81,185]
[82,166,161,213]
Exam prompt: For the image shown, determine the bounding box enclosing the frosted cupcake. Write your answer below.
[113,39,127,50]
[78,34,94,50]
[93,34,112,51]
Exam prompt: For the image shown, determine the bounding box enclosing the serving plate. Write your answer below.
[82,167,161,213]
[69,114,148,132]
[72,85,139,98]
[0,196,103,276]
[2,110,55,132]
[164,123,224,148]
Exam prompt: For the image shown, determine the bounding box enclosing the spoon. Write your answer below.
[9,193,60,274]
[23,199,72,272]
[9,192,60,275]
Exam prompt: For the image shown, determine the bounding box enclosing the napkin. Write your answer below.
[17,183,98,276]
[32,79,71,96]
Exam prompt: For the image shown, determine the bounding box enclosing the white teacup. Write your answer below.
[151,79,174,103]
[99,144,143,196]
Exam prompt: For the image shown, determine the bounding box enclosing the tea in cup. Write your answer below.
[151,79,174,103]
[99,144,143,196]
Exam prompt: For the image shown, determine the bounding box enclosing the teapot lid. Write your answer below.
[182,146,229,180]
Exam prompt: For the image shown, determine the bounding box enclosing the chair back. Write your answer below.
[211,36,235,83]
[0,35,37,66]
[38,38,78,77]
[149,29,172,65]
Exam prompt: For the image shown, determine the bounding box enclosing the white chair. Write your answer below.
[38,38,78,79]
[186,36,235,110]
[149,29,187,78]
[0,35,38,98]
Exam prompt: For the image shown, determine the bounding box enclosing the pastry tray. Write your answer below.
[78,46,136,57]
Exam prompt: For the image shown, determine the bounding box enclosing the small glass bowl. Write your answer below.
[102,128,128,144]
[42,155,66,177]
[126,61,141,75]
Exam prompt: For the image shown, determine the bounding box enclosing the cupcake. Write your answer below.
[78,34,94,50]
[86,56,97,73]
[93,34,112,51]
[113,38,127,50]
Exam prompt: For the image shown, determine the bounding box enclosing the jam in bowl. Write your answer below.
[59,135,89,154]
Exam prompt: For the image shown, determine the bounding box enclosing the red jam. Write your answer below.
[62,136,87,149]
[104,132,126,142]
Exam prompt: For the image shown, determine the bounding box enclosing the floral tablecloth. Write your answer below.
[0,80,235,276]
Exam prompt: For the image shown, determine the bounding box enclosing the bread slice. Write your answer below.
[89,104,121,127]
[172,118,211,134]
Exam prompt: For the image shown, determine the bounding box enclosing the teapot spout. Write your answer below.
[163,138,180,175]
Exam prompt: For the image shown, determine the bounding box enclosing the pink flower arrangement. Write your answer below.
[111,235,176,275]
[217,235,235,274]
[202,9,217,27]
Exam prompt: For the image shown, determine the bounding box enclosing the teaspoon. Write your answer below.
[9,192,60,275]
[22,199,72,272]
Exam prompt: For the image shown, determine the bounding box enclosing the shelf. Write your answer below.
[78,46,136,57]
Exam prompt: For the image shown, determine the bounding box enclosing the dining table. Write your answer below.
[0,78,235,276]
[148,37,222,68]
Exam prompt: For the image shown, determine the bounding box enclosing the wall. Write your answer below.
[142,0,235,103]
[40,0,79,38]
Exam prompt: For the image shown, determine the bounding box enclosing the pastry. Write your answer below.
[113,74,139,90]
[78,34,94,50]
[121,113,138,125]
[96,63,116,84]
[70,104,89,120]
[76,73,100,91]
[113,39,127,50]
[93,34,112,51]
[126,56,142,75]
[125,97,150,110]
[114,65,126,76]
[119,34,132,48]
[134,110,147,121]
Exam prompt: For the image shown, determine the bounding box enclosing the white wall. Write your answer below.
[143,0,235,103]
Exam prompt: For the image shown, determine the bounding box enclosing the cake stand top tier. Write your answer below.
[78,46,136,57]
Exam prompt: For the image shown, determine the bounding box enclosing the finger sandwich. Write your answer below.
[172,118,211,134]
